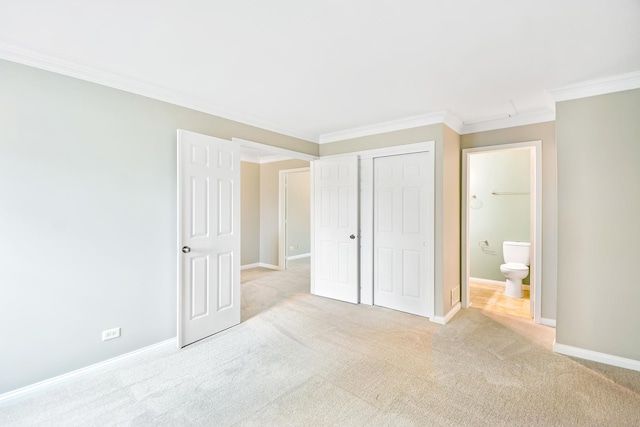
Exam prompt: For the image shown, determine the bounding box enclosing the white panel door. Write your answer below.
[177,130,240,348]
[374,152,434,317]
[312,156,359,304]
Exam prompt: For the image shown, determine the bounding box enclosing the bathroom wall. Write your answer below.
[469,149,531,282]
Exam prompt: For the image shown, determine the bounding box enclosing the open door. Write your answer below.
[177,130,240,348]
[312,156,359,303]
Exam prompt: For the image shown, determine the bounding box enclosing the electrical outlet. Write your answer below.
[451,287,460,305]
[102,327,121,341]
[289,246,294,251]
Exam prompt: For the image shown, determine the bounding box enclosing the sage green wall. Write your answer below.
[461,121,557,320]
[259,160,310,267]
[320,123,461,318]
[0,59,314,394]
[241,162,260,265]
[556,89,640,361]
[469,150,531,282]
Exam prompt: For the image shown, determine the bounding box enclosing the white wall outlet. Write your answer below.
[289,246,294,251]
[102,327,121,341]
[451,287,460,305]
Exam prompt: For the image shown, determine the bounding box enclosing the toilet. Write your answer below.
[499,241,530,298]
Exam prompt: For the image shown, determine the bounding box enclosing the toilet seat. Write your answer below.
[502,262,528,271]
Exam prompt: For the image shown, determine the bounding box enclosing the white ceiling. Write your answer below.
[1,0,639,143]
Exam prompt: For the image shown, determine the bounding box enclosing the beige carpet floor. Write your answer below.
[2,259,640,426]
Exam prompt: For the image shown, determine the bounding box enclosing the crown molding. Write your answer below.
[240,154,293,164]
[0,39,317,143]
[548,70,640,102]
[460,110,556,135]
[318,111,458,144]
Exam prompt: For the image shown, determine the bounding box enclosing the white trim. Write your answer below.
[241,262,261,270]
[287,253,311,261]
[553,341,640,372]
[540,317,556,328]
[0,39,317,143]
[0,338,176,405]
[432,302,462,325]
[548,70,640,102]
[259,263,279,270]
[232,138,318,162]
[460,111,555,135]
[240,154,292,164]
[470,277,530,290]
[461,141,543,324]
[318,111,460,144]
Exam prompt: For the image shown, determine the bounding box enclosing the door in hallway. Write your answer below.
[177,130,240,347]
[373,152,434,317]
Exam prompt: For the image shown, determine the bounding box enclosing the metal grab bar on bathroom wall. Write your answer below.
[491,191,530,196]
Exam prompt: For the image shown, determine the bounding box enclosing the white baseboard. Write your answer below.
[241,263,260,270]
[540,317,556,328]
[241,263,280,271]
[432,302,461,325]
[553,341,640,372]
[287,253,310,261]
[470,277,505,287]
[0,338,176,405]
[259,263,279,270]
[470,277,530,290]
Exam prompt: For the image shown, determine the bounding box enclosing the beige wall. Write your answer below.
[241,162,260,265]
[555,89,640,360]
[285,170,311,258]
[0,58,315,394]
[461,121,557,320]
[320,123,460,318]
[259,160,310,267]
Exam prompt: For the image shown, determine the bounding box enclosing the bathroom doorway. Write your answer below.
[461,141,542,322]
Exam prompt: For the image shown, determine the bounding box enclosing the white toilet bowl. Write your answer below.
[500,241,530,299]
[500,263,529,298]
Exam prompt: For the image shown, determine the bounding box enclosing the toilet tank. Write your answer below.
[503,241,530,265]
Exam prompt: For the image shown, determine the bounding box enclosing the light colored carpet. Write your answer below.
[2,260,640,426]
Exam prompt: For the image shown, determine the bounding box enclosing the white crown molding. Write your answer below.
[442,111,464,134]
[0,39,317,143]
[460,110,556,135]
[233,137,318,162]
[553,341,640,372]
[240,154,292,164]
[318,111,457,144]
[548,70,640,102]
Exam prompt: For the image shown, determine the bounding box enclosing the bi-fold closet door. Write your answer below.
[311,146,435,319]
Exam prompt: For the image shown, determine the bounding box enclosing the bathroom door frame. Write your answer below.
[461,140,542,324]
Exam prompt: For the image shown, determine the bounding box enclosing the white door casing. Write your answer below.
[177,130,240,348]
[373,152,434,317]
[311,156,359,304]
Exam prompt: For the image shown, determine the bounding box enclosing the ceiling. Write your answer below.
[1,0,639,144]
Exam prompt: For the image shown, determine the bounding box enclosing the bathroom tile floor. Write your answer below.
[469,280,532,319]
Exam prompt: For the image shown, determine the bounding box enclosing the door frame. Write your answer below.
[356,141,436,320]
[461,140,542,323]
[278,167,311,271]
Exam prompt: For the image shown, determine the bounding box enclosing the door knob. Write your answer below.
[349,234,356,240]
[182,246,191,253]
